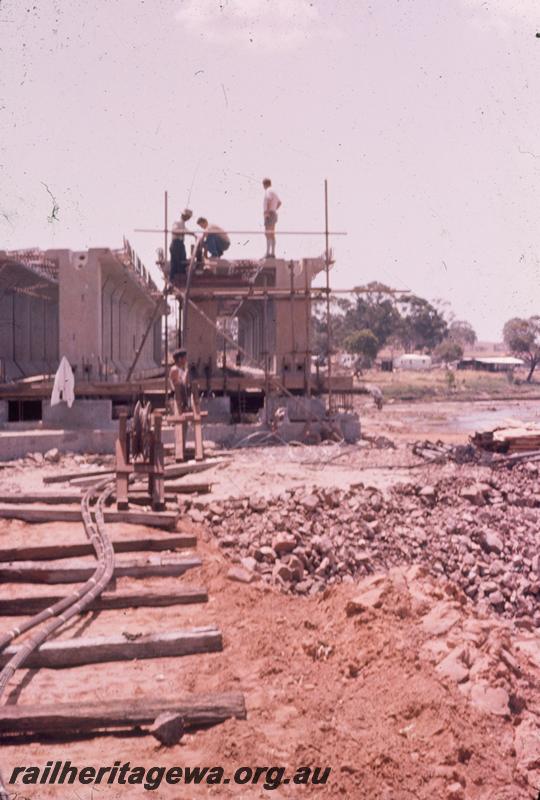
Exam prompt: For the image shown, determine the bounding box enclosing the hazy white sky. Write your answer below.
[1,0,540,340]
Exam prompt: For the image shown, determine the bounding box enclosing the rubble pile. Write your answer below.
[340,567,540,797]
[193,462,540,625]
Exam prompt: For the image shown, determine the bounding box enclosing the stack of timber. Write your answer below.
[472,423,540,454]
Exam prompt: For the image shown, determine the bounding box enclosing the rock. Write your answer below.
[253,546,276,563]
[315,557,331,577]
[273,562,293,583]
[436,648,469,684]
[488,590,505,609]
[489,560,504,576]
[346,585,387,616]
[283,554,304,581]
[311,535,333,554]
[249,496,267,512]
[480,530,503,555]
[460,485,486,506]
[482,581,498,595]
[218,536,237,548]
[469,682,509,716]
[149,712,185,746]
[422,603,461,636]
[370,494,383,511]
[446,783,464,800]
[272,533,296,556]
[514,714,540,773]
[301,494,319,511]
[227,566,255,584]
[188,508,206,524]
[354,550,372,566]
[44,447,61,463]
[419,485,436,500]
[240,556,258,572]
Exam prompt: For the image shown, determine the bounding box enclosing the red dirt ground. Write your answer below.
[1,514,539,799]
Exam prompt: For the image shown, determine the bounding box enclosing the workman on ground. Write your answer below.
[169,348,189,412]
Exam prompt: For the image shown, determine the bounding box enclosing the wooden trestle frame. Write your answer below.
[169,385,207,463]
[115,411,165,511]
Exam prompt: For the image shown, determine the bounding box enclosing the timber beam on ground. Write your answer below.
[0,627,222,669]
[43,459,225,486]
[0,692,246,737]
[0,533,197,563]
[0,504,179,529]
[0,487,210,504]
[0,553,202,583]
[0,587,209,616]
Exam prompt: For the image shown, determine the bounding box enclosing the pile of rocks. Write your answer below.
[345,567,540,796]
[191,463,540,625]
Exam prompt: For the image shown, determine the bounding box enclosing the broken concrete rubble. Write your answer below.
[188,464,540,628]
[341,567,540,793]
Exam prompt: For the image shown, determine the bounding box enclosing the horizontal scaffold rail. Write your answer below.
[135,228,347,236]
[171,286,410,299]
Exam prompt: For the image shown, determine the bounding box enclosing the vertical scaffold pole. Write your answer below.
[163,190,169,412]
[304,261,312,397]
[324,179,333,413]
[263,277,270,424]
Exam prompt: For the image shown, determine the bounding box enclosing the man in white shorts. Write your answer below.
[262,177,281,259]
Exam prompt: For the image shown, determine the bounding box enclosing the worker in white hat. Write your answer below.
[170,208,193,284]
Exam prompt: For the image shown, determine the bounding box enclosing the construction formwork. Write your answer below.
[172,257,329,396]
[0,243,162,384]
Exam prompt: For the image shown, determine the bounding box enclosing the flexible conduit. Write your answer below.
[0,480,116,800]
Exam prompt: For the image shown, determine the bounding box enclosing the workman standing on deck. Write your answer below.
[169,348,189,412]
[169,209,193,284]
[262,177,281,259]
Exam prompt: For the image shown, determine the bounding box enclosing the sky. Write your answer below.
[1,0,540,341]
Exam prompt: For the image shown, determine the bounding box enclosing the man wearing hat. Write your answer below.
[169,348,189,413]
[169,209,193,284]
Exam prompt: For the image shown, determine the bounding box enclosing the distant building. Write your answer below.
[394,353,432,371]
[457,356,524,372]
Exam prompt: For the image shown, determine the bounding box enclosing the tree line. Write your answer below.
[313,282,475,364]
[313,282,540,381]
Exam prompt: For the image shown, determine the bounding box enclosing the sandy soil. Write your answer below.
[1,401,540,798]
[1,531,536,800]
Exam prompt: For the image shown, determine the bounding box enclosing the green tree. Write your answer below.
[448,320,477,347]
[316,285,450,358]
[343,329,380,364]
[503,316,540,382]
[340,282,401,350]
[311,296,346,356]
[397,295,448,352]
[434,339,464,363]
